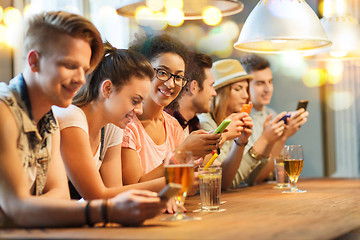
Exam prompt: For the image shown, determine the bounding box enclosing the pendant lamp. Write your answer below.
[117,0,244,20]
[234,0,332,53]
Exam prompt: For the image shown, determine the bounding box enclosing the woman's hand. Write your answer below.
[236,114,253,144]
[222,112,251,143]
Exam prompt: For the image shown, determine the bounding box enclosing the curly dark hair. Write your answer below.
[129,34,188,64]
[239,54,270,73]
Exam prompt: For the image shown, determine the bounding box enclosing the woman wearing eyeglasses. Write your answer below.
[121,34,221,187]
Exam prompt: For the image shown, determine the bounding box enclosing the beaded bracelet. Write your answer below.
[85,200,94,227]
[234,139,248,147]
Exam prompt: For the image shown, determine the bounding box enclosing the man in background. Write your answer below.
[240,54,309,183]
[165,51,216,136]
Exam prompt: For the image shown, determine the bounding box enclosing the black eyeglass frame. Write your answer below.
[153,68,188,87]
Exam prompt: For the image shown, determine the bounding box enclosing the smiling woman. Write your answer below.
[121,34,188,184]
[52,42,167,202]
[121,35,222,210]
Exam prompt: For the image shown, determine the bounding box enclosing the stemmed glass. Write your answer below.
[163,150,198,221]
[282,145,306,193]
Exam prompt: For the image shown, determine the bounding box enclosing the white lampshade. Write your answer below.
[234,0,332,53]
[117,0,244,20]
[318,15,360,58]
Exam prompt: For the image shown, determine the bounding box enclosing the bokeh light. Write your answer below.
[326,61,343,84]
[98,5,117,19]
[5,25,21,47]
[203,6,222,26]
[167,8,184,26]
[3,7,22,26]
[150,12,167,30]
[0,25,6,44]
[327,91,353,111]
[135,6,154,26]
[178,24,205,47]
[219,21,240,40]
[329,51,348,58]
[318,0,323,17]
[0,6,3,22]
[62,5,80,14]
[23,4,42,19]
[302,68,327,87]
[197,33,233,58]
[165,0,183,10]
[146,0,164,12]
[278,51,307,79]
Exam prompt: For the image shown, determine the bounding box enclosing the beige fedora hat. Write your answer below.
[212,59,253,90]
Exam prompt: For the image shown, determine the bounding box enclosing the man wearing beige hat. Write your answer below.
[240,54,309,184]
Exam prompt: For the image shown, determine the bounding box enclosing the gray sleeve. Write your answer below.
[231,150,271,187]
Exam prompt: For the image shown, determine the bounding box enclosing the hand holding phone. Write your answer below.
[279,113,291,124]
[158,183,182,200]
[213,119,231,134]
[241,102,253,114]
[279,100,309,124]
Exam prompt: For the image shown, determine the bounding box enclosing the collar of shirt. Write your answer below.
[164,109,200,133]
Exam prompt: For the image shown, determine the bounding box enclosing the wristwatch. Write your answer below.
[248,146,265,161]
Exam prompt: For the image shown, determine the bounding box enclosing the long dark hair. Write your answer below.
[73,42,154,107]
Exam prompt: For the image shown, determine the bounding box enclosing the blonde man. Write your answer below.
[0,11,165,228]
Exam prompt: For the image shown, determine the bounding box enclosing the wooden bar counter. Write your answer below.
[1,178,360,240]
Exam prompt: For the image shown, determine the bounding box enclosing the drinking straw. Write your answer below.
[204,151,218,169]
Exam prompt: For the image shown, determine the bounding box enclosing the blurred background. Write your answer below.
[0,0,359,178]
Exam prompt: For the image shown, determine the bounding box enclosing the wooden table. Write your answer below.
[1,178,360,240]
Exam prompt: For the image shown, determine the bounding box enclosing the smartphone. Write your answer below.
[241,103,252,114]
[296,100,309,111]
[279,100,309,124]
[213,119,231,134]
[158,183,182,200]
[279,113,291,124]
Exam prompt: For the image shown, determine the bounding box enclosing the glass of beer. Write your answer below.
[282,145,306,193]
[163,150,195,221]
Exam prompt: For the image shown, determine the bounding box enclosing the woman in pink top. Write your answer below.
[122,34,221,185]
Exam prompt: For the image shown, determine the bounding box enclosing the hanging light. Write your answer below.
[321,16,360,58]
[306,0,360,60]
[116,0,244,21]
[234,0,331,53]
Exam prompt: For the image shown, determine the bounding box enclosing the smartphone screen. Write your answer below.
[296,100,308,111]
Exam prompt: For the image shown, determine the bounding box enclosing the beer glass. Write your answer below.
[282,145,306,193]
[163,150,196,221]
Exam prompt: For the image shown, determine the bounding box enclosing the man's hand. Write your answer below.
[177,130,221,159]
[262,113,286,143]
[283,109,309,139]
[110,189,166,226]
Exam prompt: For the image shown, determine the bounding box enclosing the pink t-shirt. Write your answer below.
[122,111,185,175]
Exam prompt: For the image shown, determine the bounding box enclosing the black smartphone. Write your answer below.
[158,183,182,200]
[296,100,309,111]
